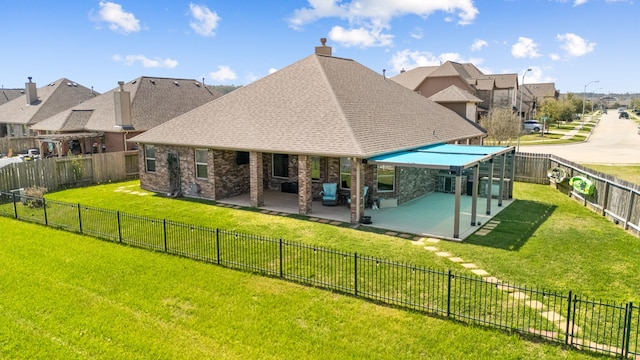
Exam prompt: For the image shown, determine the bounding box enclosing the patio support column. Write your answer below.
[350,158,365,223]
[249,151,264,207]
[297,155,312,215]
[485,158,494,215]
[498,154,506,207]
[452,166,462,239]
[471,163,479,226]
[508,150,515,198]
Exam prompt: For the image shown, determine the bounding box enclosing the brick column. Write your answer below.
[297,155,312,215]
[250,151,264,207]
[350,158,365,223]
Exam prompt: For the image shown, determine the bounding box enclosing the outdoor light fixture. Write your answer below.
[581,80,599,128]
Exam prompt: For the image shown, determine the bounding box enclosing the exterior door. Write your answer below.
[167,151,181,194]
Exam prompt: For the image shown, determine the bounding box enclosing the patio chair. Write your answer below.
[321,183,338,206]
[347,185,369,207]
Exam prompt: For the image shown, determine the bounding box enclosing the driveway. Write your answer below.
[519,111,640,164]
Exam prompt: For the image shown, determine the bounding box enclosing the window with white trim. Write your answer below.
[340,158,351,189]
[273,154,289,178]
[144,144,155,172]
[377,165,395,192]
[195,149,208,178]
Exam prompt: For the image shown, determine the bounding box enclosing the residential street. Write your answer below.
[519,111,640,164]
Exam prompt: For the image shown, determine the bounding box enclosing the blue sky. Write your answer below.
[1,0,636,94]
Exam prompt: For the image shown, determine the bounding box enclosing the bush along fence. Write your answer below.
[1,191,638,358]
[514,152,640,237]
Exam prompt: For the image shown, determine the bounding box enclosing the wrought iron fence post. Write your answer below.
[43,198,48,226]
[12,193,17,219]
[622,302,633,358]
[279,238,283,278]
[163,219,168,252]
[117,211,122,243]
[77,204,83,234]
[565,290,573,345]
[447,269,452,317]
[215,228,220,264]
[354,252,358,297]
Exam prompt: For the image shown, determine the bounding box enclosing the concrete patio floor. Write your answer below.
[218,190,514,241]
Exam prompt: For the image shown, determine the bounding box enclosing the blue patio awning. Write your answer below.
[368,143,513,170]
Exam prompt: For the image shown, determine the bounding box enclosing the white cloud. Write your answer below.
[113,54,178,68]
[95,2,140,34]
[511,37,541,58]
[189,3,221,37]
[550,53,561,61]
[390,49,481,74]
[288,0,478,48]
[574,0,587,5]
[471,39,488,51]
[268,68,278,74]
[328,25,393,47]
[209,65,237,82]
[410,27,423,40]
[556,33,596,57]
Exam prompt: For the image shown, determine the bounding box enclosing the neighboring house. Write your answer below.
[0,87,24,107]
[0,78,98,138]
[428,85,483,121]
[131,41,507,235]
[392,62,548,122]
[31,76,222,156]
[522,83,559,118]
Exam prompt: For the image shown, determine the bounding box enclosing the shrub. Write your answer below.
[23,186,48,208]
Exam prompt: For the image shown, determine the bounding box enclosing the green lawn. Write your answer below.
[0,217,605,359]
[582,164,640,185]
[40,180,640,304]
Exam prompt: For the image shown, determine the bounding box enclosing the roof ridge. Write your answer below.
[313,55,365,155]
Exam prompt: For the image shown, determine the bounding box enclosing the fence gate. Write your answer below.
[167,151,181,194]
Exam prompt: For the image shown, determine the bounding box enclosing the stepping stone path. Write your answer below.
[411,233,590,346]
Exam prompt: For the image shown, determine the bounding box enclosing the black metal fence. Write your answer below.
[0,191,638,358]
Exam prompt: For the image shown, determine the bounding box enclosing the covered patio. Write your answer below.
[217,189,512,241]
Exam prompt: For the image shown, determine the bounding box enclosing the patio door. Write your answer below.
[167,151,181,193]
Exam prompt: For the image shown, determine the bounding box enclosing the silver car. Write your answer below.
[523,120,542,133]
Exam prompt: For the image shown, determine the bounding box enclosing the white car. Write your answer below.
[523,120,542,133]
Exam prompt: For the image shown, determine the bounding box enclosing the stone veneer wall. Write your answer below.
[396,167,438,204]
[212,150,250,199]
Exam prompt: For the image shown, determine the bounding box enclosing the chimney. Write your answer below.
[114,81,133,128]
[25,77,37,105]
[315,38,332,56]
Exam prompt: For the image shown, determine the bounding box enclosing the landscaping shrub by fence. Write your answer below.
[0,191,637,358]
[0,151,139,193]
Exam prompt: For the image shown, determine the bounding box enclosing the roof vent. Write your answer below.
[194,82,201,87]
[131,80,137,84]
[173,81,179,86]
[66,82,72,86]
[150,79,156,85]
[72,82,78,87]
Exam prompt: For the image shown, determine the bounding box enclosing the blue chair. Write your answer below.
[321,183,338,206]
[348,185,369,206]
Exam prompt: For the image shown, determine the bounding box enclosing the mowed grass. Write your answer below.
[0,217,606,359]
[42,180,640,303]
[582,164,640,185]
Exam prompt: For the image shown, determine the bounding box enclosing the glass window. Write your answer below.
[273,154,289,178]
[377,165,395,192]
[311,156,320,181]
[340,158,351,189]
[195,149,208,178]
[144,144,155,173]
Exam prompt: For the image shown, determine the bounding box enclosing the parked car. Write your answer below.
[523,120,542,133]
[619,111,629,119]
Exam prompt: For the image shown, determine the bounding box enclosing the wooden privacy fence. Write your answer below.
[0,137,38,156]
[0,151,139,193]
[514,152,640,237]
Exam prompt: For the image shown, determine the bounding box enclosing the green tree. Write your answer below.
[479,107,519,145]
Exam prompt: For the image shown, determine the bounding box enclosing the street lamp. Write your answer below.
[516,68,531,152]
[581,80,599,128]
[591,87,602,112]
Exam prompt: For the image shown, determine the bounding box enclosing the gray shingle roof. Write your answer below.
[33,76,221,133]
[523,83,558,99]
[131,54,486,158]
[429,85,482,103]
[390,66,438,90]
[0,88,24,106]
[0,78,97,125]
